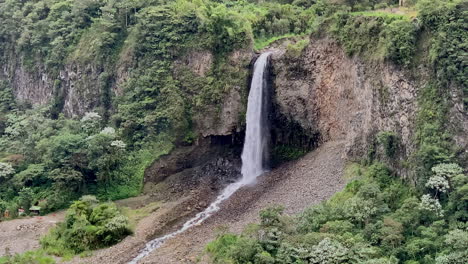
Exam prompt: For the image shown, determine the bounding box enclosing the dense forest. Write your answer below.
[0,0,466,263]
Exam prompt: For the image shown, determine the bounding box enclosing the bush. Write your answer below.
[207,162,466,264]
[329,12,417,65]
[41,199,131,255]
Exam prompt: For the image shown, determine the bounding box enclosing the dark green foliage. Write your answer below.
[418,0,468,107]
[381,19,417,66]
[414,82,454,188]
[271,145,307,165]
[377,131,399,158]
[0,108,154,216]
[410,0,467,188]
[40,197,131,255]
[206,162,468,264]
[329,12,417,65]
[0,80,15,113]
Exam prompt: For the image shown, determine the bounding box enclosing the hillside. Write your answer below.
[0,0,467,264]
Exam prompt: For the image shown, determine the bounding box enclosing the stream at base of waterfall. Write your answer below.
[128,52,272,264]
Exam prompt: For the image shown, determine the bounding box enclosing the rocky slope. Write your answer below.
[0,211,65,256]
[67,141,346,264]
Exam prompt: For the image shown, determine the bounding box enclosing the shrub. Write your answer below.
[381,19,416,66]
[41,200,131,255]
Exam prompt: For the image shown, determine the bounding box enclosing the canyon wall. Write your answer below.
[271,36,467,177]
[1,48,252,138]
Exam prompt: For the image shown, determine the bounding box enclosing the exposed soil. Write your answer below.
[0,211,65,256]
[69,141,345,264]
[137,140,346,264]
[1,141,345,263]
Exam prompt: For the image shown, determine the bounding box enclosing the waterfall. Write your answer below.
[241,52,271,184]
[128,52,271,263]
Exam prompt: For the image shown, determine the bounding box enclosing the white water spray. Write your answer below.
[128,52,271,263]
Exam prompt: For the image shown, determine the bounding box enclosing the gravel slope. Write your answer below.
[138,140,346,264]
[66,140,345,264]
[1,141,346,264]
[0,211,65,256]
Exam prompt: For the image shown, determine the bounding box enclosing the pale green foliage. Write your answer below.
[100,127,116,135]
[425,175,449,193]
[80,195,99,205]
[0,162,14,179]
[435,252,468,264]
[431,163,464,180]
[110,140,126,149]
[361,257,399,264]
[309,238,349,264]
[419,194,443,217]
[81,112,102,134]
[344,196,379,224]
[285,38,309,58]
[444,229,468,250]
[0,249,56,264]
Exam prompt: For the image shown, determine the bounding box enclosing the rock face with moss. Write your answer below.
[273,36,419,165]
[271,8,467,179]
[2,47,251,136]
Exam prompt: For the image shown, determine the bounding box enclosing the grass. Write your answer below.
[343,162,365,180]
[121,201,161,230]
[254,33,300,51]
[351,11,408,18]
[351,7,418,19]
[0,250,56,264]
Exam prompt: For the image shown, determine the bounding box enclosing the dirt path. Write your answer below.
[136,140,346,264]
[0,211,65,256]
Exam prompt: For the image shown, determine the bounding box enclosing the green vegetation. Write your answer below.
[377,131,399,158]
[0,109,167,216]
[202,1,468,264]
[121,201,161,228]
[0,250,55,264]
[206,162,467,263]
[328,12,417,66]
[271,145,307,165]
[40,196,131,256]
[0,0,327,217]
[0,0,466,261]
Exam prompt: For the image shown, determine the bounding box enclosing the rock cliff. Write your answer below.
[271,36,467,177]
[1,47,252,138]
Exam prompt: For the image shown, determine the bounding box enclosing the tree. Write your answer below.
[48,167,84,191]
[86,131,126,185]
[0,162,15,180]
[18,187,34,213]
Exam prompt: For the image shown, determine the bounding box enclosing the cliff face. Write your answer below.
[272,35,467,175]
[273,37,415,158]
[1,47,251,138]
[271,36,457,177]
[4,34,465,170]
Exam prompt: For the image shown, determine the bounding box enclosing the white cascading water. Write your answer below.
[240,52,271,184]
[128,52,271,264]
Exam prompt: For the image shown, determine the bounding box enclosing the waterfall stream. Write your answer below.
[128,52,271,263]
